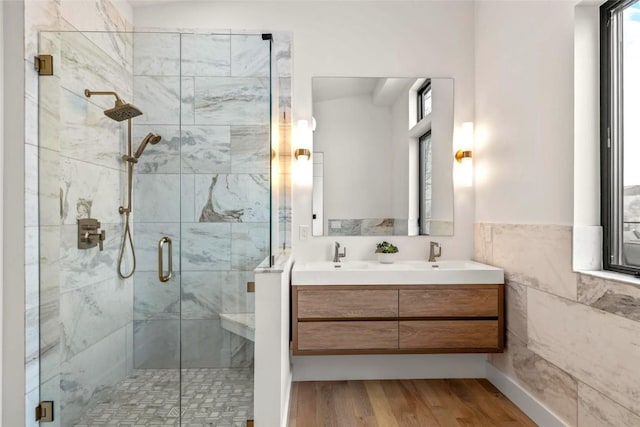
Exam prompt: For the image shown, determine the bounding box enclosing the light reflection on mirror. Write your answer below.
[311,77,454,237]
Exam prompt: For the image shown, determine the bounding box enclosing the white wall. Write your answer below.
[474,1,575,225]
[313,94,394,225]
[134,0,476,261]
[0,2,5,422]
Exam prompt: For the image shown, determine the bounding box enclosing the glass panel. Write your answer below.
[622,1,640,267]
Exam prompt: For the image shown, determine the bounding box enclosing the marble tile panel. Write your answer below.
[60,277,132,362]
[194,77,270,126]
[273,32,292,78]
[82,30,133,73]
[490,330,577,425]
[181,174,196,221]
[181,33,231,77]
[134,271,180,320]
[181,223,231,271]
[528,288,640,415]
[578,273,640,322]
[195,174,270,223]
[126,321,134,375]
[181,76,195,126]
[60,156,122,225]
[473,222,494,264]
[132,222,180,273]
[25,226,40,310]
[230,125,270,174]
[181,125,231,174]
[60,88,125,170]
[134,173,181,222]
[38,147,62,227]
[231,223,270,270]
[278,78,292,121]
[362,219,394,236]
[25,67,39,147]
[132,124,180,174]
[505,280,527,340]
[327,219,362,236]
[25,2,64,61]
[38,73,62,152]
[25,386,40,427]
[40,375,61,427]
[25,305,39,395]
[578,381,640,426]
[181,271,227,320]
[393,219,409,236]
[133,320,180,369]
[59,32,131,103]
[133,76,180,125]
[59,222,122,293]
[222,271,255,315]
[181,319,232,368]
[492,224,577,300]
[60,0,131,33]
[231,35,270,77]
[39,225,61,384]
[133,32,180,76]
[61,326,128,426]
[230,335,254,368]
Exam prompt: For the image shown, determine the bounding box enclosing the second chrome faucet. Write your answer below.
[429,241,441,262]
[334,241,347,263]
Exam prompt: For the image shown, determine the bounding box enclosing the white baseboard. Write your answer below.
[292,354,488,381]
[486,364,569,427]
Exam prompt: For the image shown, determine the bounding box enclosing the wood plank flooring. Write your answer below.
[288,379,537,427]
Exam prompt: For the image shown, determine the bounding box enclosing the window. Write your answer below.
[419,131,432,235]
[417,80,432,121]
[602,0,640,274]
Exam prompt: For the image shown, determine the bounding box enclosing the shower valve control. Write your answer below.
[78,218,106,251]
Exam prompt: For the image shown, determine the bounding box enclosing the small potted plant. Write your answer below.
[375,241,399,264]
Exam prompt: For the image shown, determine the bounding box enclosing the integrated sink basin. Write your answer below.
[292,260,504,285]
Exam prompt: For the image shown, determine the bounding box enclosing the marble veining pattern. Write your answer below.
[181,223,232,271]
[327,218,409,236]
[133,32,180,76]
[133,125,181,174]
[133,320,180,369]
[181,33,231,77]
[231,223,270,270]
[195,174,270,223]
[181,125,231,174]
[230,125,270,174]
[490,330,578,425]
[505,279,528,340]
[194,77,270,125]
[578,381,640,426]
[527,287,640,416]
[132,222,181,272]
[231,35,270,77]
[133,76,180,125]
[180,271,226,320]
[133,271,180,320]
[577,273,640,322]
[134,173,181,222]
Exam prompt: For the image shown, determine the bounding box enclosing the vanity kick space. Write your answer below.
[292,284,504,355]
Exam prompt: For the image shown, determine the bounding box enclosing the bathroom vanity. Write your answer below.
[291,260,504,355]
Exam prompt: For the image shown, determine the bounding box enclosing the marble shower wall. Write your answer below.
[131,33,291,369]
[475,223,640,426]
[26,1,135,426]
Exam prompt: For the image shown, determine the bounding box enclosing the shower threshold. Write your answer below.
[73,367,253,427]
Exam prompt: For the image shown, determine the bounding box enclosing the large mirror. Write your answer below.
[311,77,454,236]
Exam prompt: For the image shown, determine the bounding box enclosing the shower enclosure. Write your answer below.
[36,30,283,426]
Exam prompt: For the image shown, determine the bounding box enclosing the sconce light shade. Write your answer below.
[294,148,311,160]
[454,149,473,163]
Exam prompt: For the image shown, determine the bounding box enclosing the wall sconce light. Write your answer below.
[294,119,313,161]
[294,148,311,160]
[455,122,474,187]
[454,149,473,163]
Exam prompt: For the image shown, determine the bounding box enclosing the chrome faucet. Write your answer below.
[333,241,346,263]
[429,241,441,262]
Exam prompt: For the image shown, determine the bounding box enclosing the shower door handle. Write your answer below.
[158,237,173,283]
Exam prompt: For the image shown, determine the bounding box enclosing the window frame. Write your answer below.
[417,80,432,122]
[418,130,432,236]
[601,0,640,275]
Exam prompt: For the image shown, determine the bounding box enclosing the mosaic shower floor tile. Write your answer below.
[73,368,253,427]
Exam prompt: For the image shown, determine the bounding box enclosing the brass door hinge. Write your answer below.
[247,281,255,293]
[35,401,54,422]
[247,420,254,427]
[34,55,54,76]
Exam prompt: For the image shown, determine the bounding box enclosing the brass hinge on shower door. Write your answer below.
[34,54,53,76]
[247,281,255,293]
[247,420,254,427]
[35,401,54,422]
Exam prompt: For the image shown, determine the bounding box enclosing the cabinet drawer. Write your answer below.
[297,321,398,351]
[297,289,398,319]
[399,320,499,349]
[399,288,499,317]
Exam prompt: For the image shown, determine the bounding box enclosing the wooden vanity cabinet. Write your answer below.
[292,284,504,355]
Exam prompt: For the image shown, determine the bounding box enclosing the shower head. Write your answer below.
[84,89,143,122]
[133,133,162,159]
